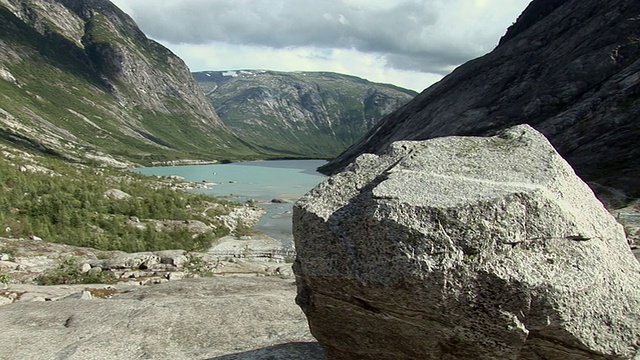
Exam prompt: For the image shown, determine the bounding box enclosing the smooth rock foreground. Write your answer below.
[0,277,325,360]
[293,125,640,360]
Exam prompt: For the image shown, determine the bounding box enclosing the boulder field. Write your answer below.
[293,125,640,359]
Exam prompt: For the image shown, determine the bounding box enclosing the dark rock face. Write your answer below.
[321,0,640,207]
[294,125,640,360]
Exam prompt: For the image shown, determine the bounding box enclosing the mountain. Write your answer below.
[0,0,258,166]
[321,0,640,207]
[194,70,417,158]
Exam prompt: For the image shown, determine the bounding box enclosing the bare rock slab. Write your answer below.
[293,125,640,360]
[0,277,321,360]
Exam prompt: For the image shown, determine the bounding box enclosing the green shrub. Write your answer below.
[36,257,116,285]
[234,220,256,237]
[0,155,239,252]
[0,270,10,284]
[184,253,214,277]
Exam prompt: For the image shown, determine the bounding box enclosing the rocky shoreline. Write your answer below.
[0,167,296,298]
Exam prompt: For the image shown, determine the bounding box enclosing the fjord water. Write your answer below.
[134,160,327,247]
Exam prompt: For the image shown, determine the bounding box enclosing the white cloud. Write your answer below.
[160,41,442,91]
[110,0,531,91]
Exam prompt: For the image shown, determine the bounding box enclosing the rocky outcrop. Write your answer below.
[195,70,416,158]
[0,230,318,359]
[103,188,131,200]
[321,0,640,207]
[294,125,640,359]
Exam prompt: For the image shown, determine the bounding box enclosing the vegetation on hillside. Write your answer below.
[0,4,262,167]
[0,150,237,253]
[195,70,417,159]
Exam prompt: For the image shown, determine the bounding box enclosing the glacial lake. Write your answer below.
[134,159,328,247]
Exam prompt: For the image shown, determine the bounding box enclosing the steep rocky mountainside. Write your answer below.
[321,0,640,207]
[0,0,257,166]
[195,70,416,158]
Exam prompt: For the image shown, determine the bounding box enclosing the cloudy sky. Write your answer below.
[110,0,531,92]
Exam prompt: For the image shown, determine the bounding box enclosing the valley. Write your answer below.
[0,0,414,278]
[195,70,416,158]
[0,0,639,358]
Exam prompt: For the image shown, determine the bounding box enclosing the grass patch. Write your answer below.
[234,220,258,238]
[184,253,215,277]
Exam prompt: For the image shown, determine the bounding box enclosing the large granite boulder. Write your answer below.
[293,125,640,360]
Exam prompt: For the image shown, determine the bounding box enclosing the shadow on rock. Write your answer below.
[206,342,326,360]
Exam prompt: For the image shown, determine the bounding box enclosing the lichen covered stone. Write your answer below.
[294,125,640,360]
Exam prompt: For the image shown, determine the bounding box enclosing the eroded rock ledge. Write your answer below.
[294,125,640,360]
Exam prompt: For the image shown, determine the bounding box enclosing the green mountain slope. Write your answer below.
[0,0,258,166]
[195,70,417,158]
